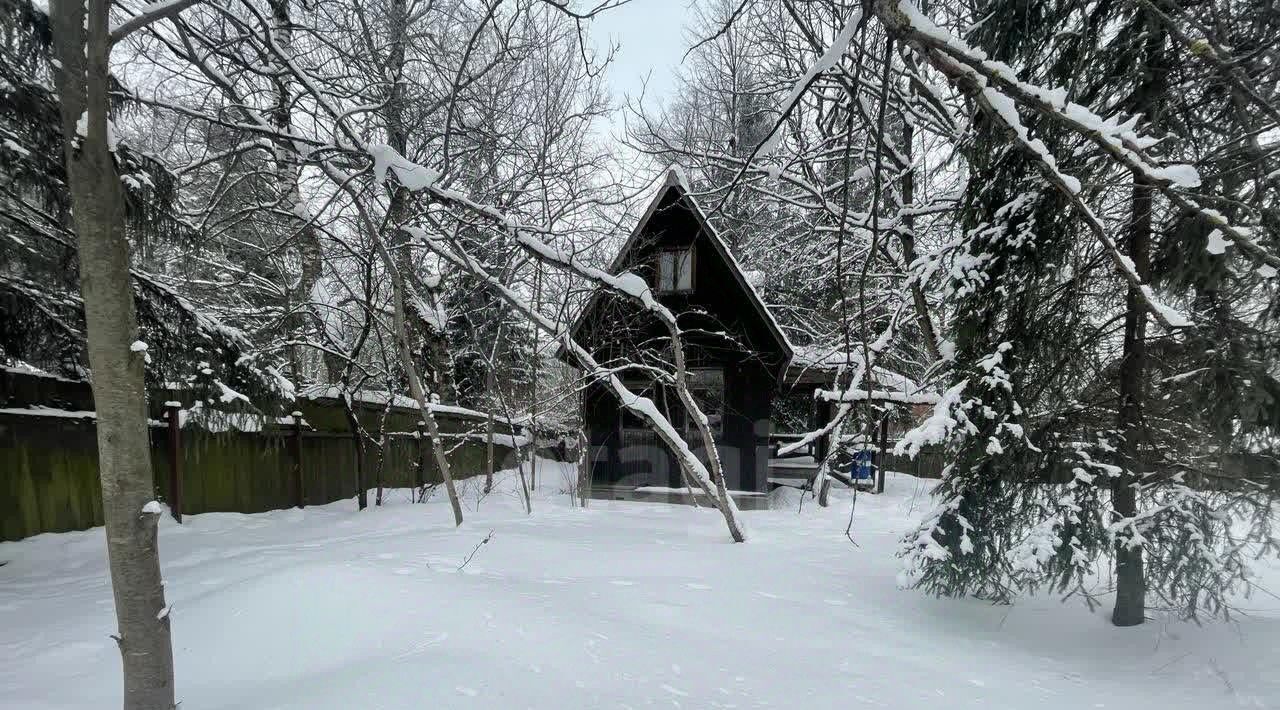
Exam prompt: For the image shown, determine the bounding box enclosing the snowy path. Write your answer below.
[2,467,1277,709]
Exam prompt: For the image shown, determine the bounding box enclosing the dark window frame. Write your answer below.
[655,247,694,294]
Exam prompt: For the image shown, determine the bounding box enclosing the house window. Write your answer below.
[686,367,725,435]
[657,248,693,293]
[619,369,724,437]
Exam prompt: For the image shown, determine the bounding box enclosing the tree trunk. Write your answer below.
[332,163,463,524]
[898,102,942,363]
[372,396,391,506]
[382,0,456,405]
[269,0,324,384]
[1112,174,1151,627]
[386,256,464,525]
[357,0,459,516]
[1110,10,1168,629]
[50,1,175,706]
[577,430,590,507]
[485,367,495,494]
[341,394,367,510]
[874,412,889,494]
[530,264,541,490]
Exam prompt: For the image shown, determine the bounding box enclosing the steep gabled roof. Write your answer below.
[570,167,794,368]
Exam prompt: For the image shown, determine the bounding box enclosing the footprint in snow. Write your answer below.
[393,632,449,660]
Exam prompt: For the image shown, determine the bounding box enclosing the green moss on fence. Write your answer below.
[0,413,103,541]
[2,397,520,541]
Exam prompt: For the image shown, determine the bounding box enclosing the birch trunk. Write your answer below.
[385,251,464,526]
[485,367,495,494]
[529,265,541,490]
[341,392,368,510]
[897,101,942,363]
[50,1,175,706]
[268,0,324,383]
[319,167,465,526]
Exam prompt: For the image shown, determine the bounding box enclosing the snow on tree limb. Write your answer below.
[878,0,1280,275]
[871,1,1198,329]
[757,10,863,158]
[110,0,207,44]
[406,226,748,542]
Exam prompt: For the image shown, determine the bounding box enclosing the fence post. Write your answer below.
[815,399,833,462]
[874,413,890,494]
[166,401,183,523]
[577,430,590,507]
[291,411,304,508]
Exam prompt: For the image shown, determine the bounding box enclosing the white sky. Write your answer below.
[586,0,696,122]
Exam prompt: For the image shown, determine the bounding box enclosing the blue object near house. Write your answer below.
[851,450,876,481]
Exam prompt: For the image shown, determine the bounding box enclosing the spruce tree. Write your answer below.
[896,0,1280,624]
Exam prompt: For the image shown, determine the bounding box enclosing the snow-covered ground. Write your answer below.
[3,464,1277,709]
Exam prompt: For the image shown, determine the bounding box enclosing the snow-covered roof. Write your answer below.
[785,345,939,403]
[791,344,863,370]
[811,364,939,405]
[297,385,488,419]
[580,167,794,367]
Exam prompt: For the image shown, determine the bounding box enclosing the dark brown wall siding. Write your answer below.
[576,192,785,493]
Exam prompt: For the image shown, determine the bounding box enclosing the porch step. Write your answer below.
[588,485,771,511]
[768,456,819,489]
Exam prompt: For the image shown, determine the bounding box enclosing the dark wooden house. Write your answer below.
[571,169,793,498]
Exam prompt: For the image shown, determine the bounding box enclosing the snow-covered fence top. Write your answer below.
[0,370,549,541]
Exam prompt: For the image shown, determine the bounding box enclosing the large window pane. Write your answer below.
[658,251,675,291]
[675,249,692,290]
[657,248,693,293]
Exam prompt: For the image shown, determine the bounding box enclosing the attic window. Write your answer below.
[657,248,693,293]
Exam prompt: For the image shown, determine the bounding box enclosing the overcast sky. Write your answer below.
[586,0,695,121]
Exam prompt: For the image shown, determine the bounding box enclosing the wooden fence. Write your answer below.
[878,448,947,479]
[0,369,525,542]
